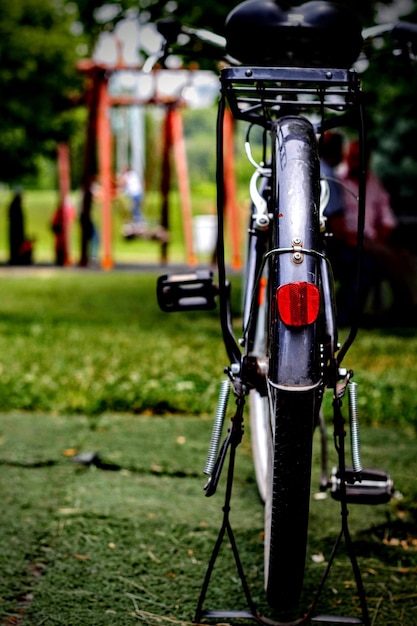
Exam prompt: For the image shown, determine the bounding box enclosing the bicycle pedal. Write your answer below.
[330,467,394,505]
[157,270,218,312]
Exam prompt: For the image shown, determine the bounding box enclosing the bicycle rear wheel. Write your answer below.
[248,289,319,617]
[263,116,323,618]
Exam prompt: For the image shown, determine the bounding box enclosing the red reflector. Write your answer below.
[277,282,320,327]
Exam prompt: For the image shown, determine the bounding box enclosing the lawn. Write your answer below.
[0,186,222,268]
[0,269,416,625]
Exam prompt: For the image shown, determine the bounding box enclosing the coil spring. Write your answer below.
[203,379,230,476]
[348,381,363,474]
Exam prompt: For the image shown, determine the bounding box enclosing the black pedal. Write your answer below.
[330,467,394,505]
[157,270,218,312]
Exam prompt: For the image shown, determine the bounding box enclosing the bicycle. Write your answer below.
[156,2,417,623]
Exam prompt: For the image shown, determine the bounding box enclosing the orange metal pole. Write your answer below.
[97,76,114,270]
[223,107,242,270]
[57,143,73,266]
[171,107,197,267]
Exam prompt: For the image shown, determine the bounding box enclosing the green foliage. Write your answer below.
[2,0,417,214]
[137,0,229,36]
[182,107,217,185]
[0,0,85,184]
[360,32,417,214]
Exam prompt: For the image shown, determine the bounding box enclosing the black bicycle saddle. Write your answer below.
[225,0,363,68]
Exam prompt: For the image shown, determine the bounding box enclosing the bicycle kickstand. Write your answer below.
[194,396,260,624]
[194,394,371,626]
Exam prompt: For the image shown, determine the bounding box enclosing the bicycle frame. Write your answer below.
[156,8,404,623]
[194,61,396,623]
[215,66,366,380]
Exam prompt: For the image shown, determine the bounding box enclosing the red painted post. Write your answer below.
[171,107,196,267]
[97,75,114,270]
[57,143,73,266]
[223,107,242,269]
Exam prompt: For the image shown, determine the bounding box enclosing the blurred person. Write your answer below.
[120,167,144,225]
[321,135,382,325]
[327,139,417,325]
[51,202,65,266]
[320,132,372,326]
[51,196,75,266]
[8,188,33,265]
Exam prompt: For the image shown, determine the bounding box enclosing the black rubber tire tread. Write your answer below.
[265,389,316,617]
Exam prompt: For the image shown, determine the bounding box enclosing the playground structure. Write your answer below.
[75,55,242,269]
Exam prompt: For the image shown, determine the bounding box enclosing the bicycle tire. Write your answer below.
[243,195,271,505]
[248,261,270,505]
[264,116,323,618]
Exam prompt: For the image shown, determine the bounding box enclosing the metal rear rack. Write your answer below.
[220,66,362,127]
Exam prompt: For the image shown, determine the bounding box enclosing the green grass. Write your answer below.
[0,269,416,625]
[0,271,227,416]
[0,413,416,625]
[0,187,222,267]
[0,270,415,428]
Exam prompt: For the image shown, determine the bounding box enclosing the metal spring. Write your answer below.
[348,381,363,474]
[203,379,230,476]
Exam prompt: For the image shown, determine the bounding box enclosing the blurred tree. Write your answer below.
[359,3,417,221]
[1,0,417,197]
[0,0,86,184]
